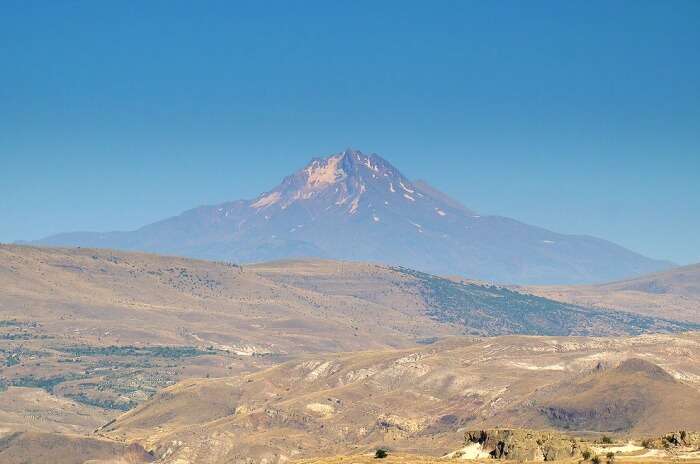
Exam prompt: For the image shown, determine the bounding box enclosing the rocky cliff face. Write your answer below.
[466,429,588,461]
[643,431,700,449]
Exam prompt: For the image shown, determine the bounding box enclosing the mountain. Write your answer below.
[527,262,700,322]
[30,149,671,284]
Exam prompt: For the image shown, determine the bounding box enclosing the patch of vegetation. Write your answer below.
[67,393,137,411]
[4,353,20,366]
[375,448,388,459]
[0,320,38,328]
[0,332,29,340]
[56,345,208,358]
[11,373,87,393]
[392,266,700,336]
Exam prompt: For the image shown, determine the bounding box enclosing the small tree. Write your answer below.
[375,448,388,459]
[606,452,615,462]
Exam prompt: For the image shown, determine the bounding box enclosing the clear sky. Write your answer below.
[1,1,699,264]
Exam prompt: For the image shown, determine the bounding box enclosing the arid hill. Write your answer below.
[1,245,696,433]
[537,358,700,433]
[527,263,700,323]
[101,333,700,464]
[2,245,699,464]
[0,430,153,464]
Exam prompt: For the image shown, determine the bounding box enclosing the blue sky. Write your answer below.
[1,1,699,264]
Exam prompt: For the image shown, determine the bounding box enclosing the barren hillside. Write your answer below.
[528,263,700,323]
[102,333,700,463]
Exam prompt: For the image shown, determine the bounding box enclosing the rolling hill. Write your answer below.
[100,334,700,463]
[1,245,698,464]
[527,263,700,322]
[1,245,694,437]
[536,358,700,433]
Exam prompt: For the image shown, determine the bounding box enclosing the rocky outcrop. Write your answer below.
[466,429,588,461]
[643,431,700,449]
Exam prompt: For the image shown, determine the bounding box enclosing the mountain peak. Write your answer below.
[336,148,398,175]
[250,149,411,215]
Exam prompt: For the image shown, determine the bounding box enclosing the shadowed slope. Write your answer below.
[536,358,700,432]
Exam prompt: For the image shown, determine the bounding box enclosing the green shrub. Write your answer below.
[601,436,613,444]
[582,450,592,460]
[375,449,388,459]
[591,455,601,464]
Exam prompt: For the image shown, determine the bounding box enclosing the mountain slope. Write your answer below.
[527,263,700,322]
[31,150,670,285]
[535,358,700,433]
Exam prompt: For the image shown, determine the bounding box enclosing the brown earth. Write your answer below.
[4,244,693,435]
[527,263,700,323]
[495,358,700,434]
[0,430,153,464]
[101,334,700,463]
[1,245,699,463]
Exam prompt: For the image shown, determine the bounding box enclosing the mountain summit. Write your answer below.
[248,149,473,230]
[32,149,670,284]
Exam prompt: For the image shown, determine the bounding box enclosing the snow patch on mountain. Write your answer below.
[399,181,414,193]
[363,157,379,172]
[349,197,360,214]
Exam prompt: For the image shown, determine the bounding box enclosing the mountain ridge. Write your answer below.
[29,149,672,284]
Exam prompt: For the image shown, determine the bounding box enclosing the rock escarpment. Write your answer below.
[466,429,588,461]
[643,431,700,449]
